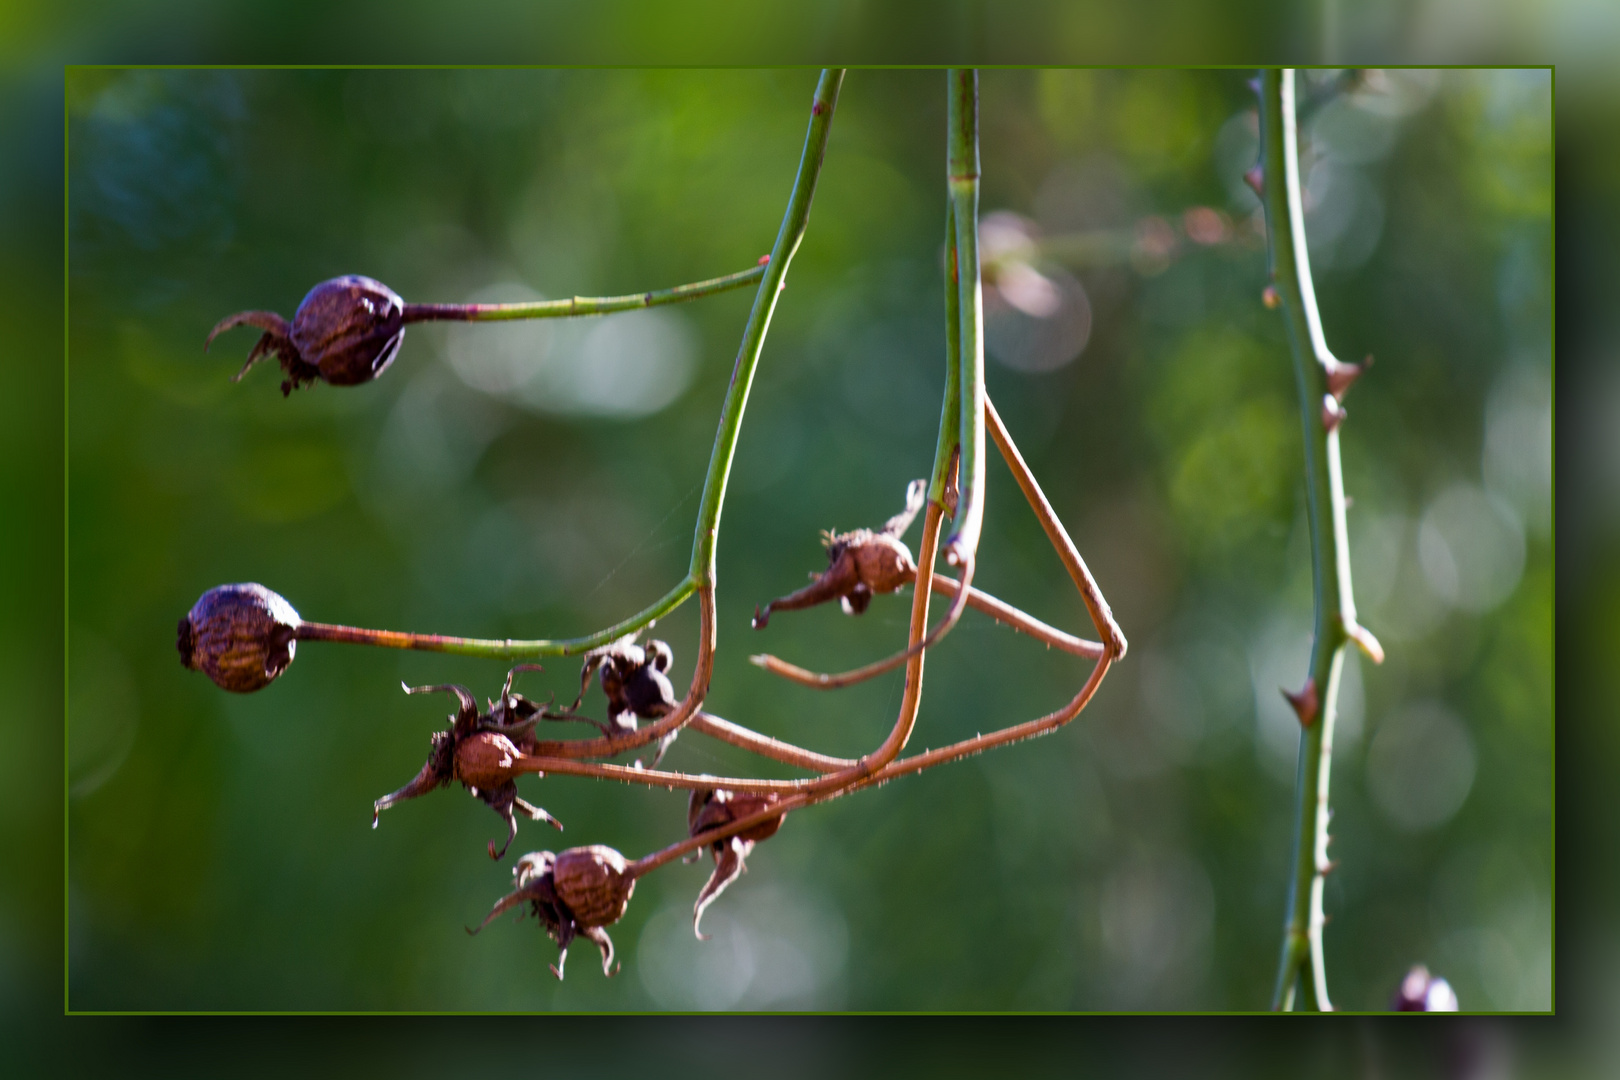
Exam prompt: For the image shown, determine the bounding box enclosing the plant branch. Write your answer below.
[944,68,986,570]
[627,398,1122,876]
[690,69,844,584]
[399,261,769,324]
[1259,68,1383,1014]
[294,576,696,660]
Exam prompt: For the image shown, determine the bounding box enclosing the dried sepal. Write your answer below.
[687,788,787,940]
[206,275,406,396]
[752,479,927,629]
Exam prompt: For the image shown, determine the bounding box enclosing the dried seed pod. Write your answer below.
[687,787,786,939]
[206,275,406,396]
[1391,965,1458,1011]
[471,847,633,979]
[552,844,637,930]
[572,637,678,736]
[177,583,301,693]
[453,731,523,791]
[373,678,560,860]
[752,479,927,629]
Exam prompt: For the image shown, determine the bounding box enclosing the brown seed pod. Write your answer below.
[1391,964,1458,1011]
[373,677,561,860]
[752,479,927,629]
[551,844,637,929]
[206,275,406,396]
[470,847,630,979]
[177,583,301,693]
[453,731,523,791]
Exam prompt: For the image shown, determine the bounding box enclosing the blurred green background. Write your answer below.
[66,67,1549,1012]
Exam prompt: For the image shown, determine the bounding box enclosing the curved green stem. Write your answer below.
[690,68,844,582]
[944,68,986,568]
[399,262,768,324]
[1260,67,1383,1013]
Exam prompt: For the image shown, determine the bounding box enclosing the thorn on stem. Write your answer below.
[757,254,771,266]
[1324,354,1371,399]
[1322,394,1347,432]
[1262,285,1281,309]
[1346,621,1385,664]
[1282,679,1319,727]
[1244,164,1264,196]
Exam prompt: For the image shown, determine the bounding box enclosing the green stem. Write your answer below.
[945,68,985,568]
[1260,67,1380,1013]
[296,576,695,659]
[399,262,768,324]
[930,199,963,508]
[690,68,844,582]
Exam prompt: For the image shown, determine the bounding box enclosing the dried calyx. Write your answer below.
[470,846,636,979]
[372,667,571,860]
[564,636,681,766]
[752,478,927,629]
[178,583,301,693]
[687,787,787,940]
[206,275,406,396]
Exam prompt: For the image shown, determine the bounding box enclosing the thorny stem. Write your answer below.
[688,711,855,772]
[399,262,768,324]
[945,68,986,570]
[1260,69,1383,1013]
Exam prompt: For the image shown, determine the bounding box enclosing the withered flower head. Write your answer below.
[206,275,406,396]
[572,636,677,736]
[372,675,561,860]
[1391,965,1459,1011]
[469,845,636,979]
[177,583,301,693]
[752,479,927,629]
[687,787,786,940]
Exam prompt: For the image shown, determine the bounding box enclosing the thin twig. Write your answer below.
[400,261,769,324]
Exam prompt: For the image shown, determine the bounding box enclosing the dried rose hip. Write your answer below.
[752,478,927,628]
[206,275,406,395]
[177,583,300,693]
[470,846,636,979]
[373,675,562,860]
